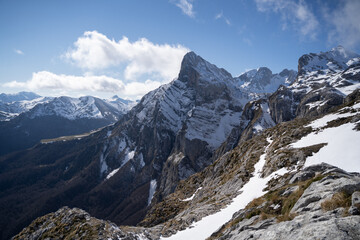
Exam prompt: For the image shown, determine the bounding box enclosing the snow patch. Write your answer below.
[148,179,157,206]
[181,187,203,202]
[138,153,145,168]
[292,122,360,173]
[121,149,135,168]
[106,168,120,179]
[307,102,360,129]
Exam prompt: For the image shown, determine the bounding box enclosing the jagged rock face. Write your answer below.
[235,67,297,94]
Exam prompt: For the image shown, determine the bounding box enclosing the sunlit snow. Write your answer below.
[292,122,360,173]
[291,103,360,172]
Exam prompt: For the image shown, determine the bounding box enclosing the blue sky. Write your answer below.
[1,0,360,100]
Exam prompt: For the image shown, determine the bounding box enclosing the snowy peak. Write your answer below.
[180,51,232,84]
[0,94,51,121]
[235,67,297,94]
[298,45,360,75]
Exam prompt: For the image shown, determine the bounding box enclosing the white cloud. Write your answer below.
[215,11,231,26]
[4,71,125,92]
[255,0,319,39]
[325,0,360,49]
[123,80,162,98]
[14,49,24,55]
[3,71,162,100]
[173,0,195,17]
[64,31,189,81]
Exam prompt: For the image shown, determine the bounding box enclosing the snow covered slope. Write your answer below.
[294,45,360,95]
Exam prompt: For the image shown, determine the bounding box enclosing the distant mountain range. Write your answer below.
[0,93,136,156]
[1,46,360,240]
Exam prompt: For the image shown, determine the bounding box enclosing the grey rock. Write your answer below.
[281,185,300,196]
[224,214,360,240]
[348,206,360,215]
[352,191,360,206]
[291,173,360,213]
[289,170,315,184]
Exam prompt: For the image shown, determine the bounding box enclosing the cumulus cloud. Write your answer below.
[64,31,189,81]
[3,71,162,99]
[14,49,24,55]
[215,11,231,25]
[174,0,195,17]
[325,0,360,49]
[255,0,319,39]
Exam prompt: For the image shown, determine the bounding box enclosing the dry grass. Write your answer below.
[321,191,352,212]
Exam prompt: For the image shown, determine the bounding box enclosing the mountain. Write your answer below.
[268,46,360,124]
[138,89,360,239]
[14,89,360,240]
[0,94,50,121]
[2,47,360,240]
[0,51,263,239]
[0,91,41,103]
[235,67,297,94]
[0,95,135,156]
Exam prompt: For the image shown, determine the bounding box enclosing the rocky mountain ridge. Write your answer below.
[235,67,297,94]
[2,47,360,240]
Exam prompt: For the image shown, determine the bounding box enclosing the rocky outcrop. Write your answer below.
[213,164,360,240]
[12,207,147,240]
